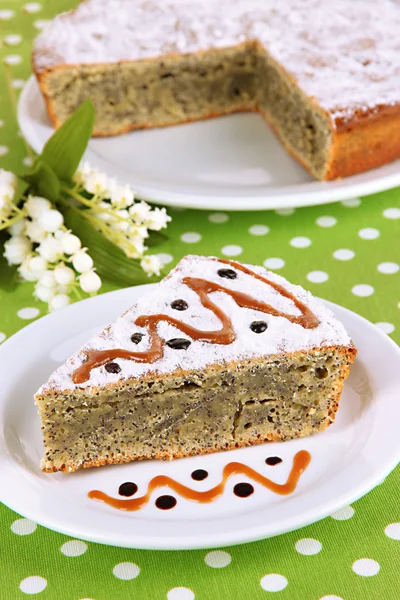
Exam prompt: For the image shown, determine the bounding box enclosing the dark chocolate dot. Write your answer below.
[166,338,191,350]
[265,456,282,466]
[105,362,121,374]
[118,482,138,496]
[233,482,254,498]
[131,332,144,344]
[191,469,208,481]
[218,268,237,280]
[171,299,188,311]
[250,320,268,334]
[155,495,177,510]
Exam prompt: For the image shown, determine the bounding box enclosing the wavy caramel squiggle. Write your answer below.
[72,259,319,384]
[88,450,311,511]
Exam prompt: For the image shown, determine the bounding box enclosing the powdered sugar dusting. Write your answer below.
[33,0,400,124]
[38,256,352,393]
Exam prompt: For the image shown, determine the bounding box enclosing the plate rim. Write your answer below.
[1,285,400,550]
[18,76,400,211]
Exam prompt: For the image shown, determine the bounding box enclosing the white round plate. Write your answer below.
[18,76,400,211]
[1,285,399,550]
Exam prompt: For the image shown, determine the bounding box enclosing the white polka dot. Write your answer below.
[342,198,361,207]
[319,596,344,600]
[221,245,243,257]
[204,550,231,568]
[295,538,322,555]
[0,119,3,127]
[20,576,47,594]
[385,523,400,540]
[276,208,295,216]
[208,212,229,224]
[377,262,399,274]
[249,224,270,236]
[290,236,311,248]
[4,34,22,46]
[358,227,380,240]
[3,54,22,65]
[333,249,355,261]
[33,19,50,29]
[23,156,34,167]
[181,232,201,244]
[375,322,395,335]
[0,146,9,156]
[0,332,6,343]
[112,562,140,580]
[260,574,288,592]
[155,253,174,265]
[11,519,37,535]
[330,505,355,520]
[24,3,42,13]
[352,284,374,297]
[352,558,380,577]
[12,79,25,89]
[167,588,194,600]
[264,258,285,270]
[60,540,88,557]
[316,216,337,227]
[18,307,40,320]
[0,9,15,19]
[307,271,329,283]
[383,208,400,219]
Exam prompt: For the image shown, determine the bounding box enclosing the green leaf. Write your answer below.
[147,230,168,247]
[13,177,29,206]
[23,160,60,202]
[64,208,161,287]
[41,100,95,182]
[0,231,18,292]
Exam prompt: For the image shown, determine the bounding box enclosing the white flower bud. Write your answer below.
[49,293,71,312]
[0,169,18,190]
[34,284,55,303]
[129,201,152,224]
[25,220,46,243]
[73,161,93,185]
[38,270,56,288]
[84,171,109,196]
[60,232,81,255]
[145,207,171,231]
[54,264,75,285]
[25,196,51,219]
[79,270,102,293]
[110,183,134,208]
[37,235,63,263]
[18,255,47,281]
[38,209,64,233]
[8,218,26,236]
[3,236,32,265]
[140,255,162,277]
[18,259,38,282]
[71,250,93,273]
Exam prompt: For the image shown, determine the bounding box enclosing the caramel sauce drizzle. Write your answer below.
[73,259,319,384]
[88,450,311,511]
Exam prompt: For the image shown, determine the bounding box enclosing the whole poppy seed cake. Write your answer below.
[32,0,400,180]
[35,256,356,473]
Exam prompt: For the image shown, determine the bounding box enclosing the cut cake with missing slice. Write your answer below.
[35,256,356,473]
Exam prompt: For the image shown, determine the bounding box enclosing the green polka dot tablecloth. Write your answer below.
[1,2,400,599]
